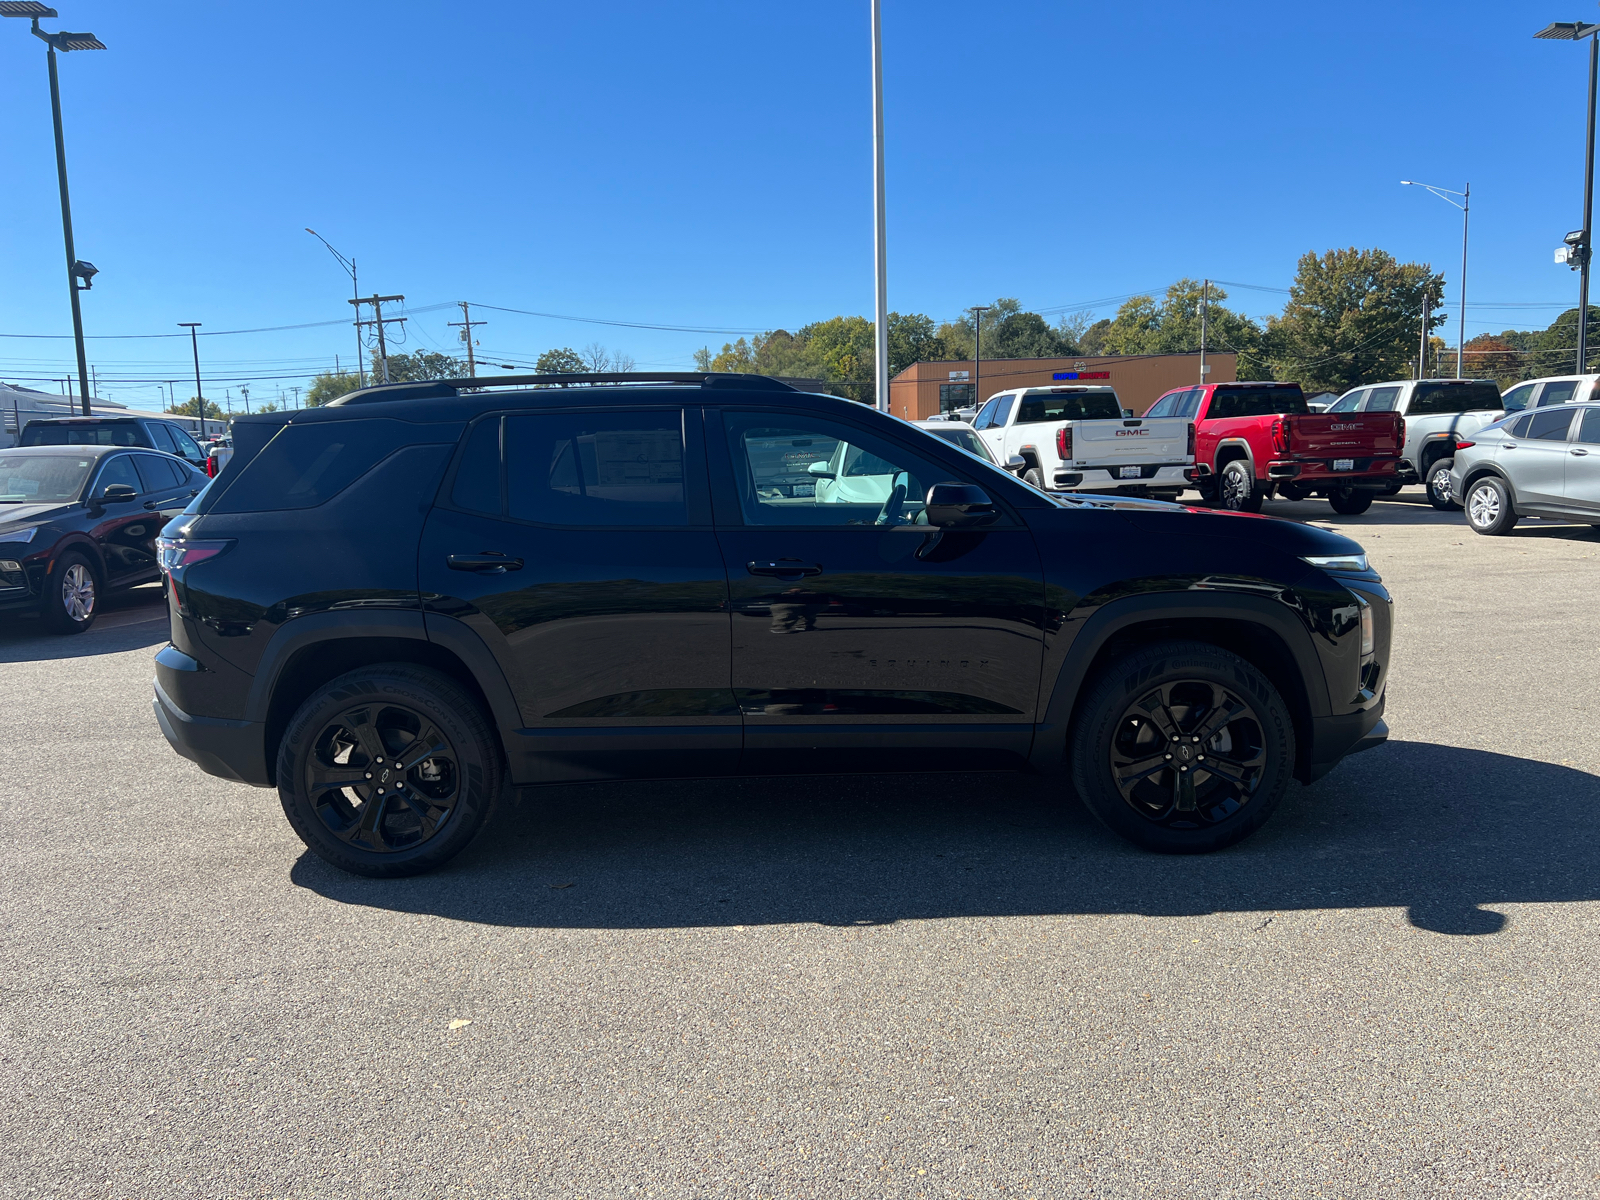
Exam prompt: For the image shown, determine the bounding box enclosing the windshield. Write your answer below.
[922,424,996,462]
[1016,392,1121,423]
[0,453,94,503]
[1409,382,1502,414]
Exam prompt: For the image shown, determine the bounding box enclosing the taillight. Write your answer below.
[205,456,218,477]
[1187,422,1196,456]
[1271,416,1291,455]
[1396,417,1405,448]
[1455,440,1475,451]
[157,537,233,572]
[1056,426,1073,461]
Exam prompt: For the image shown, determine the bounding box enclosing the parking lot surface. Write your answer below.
[2,495,1598,1199]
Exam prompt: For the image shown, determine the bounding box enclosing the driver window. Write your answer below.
[1326,391,1363,413]
[1500,384,1535,413]
[725,412,952,527]
[972,399,1000,430]
[93,454,143,496]
[1144,394,1177,418]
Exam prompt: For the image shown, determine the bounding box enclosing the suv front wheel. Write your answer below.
[276,665,503,877]
[1069,641,1296,853]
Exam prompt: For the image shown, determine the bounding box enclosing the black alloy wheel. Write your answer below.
[1070,641,1295,853]
[1426,458,1460,511]
[1327,487,1374,515]
[43,550,98,635]
[276,665,501,876]
[1218,459,1264,512]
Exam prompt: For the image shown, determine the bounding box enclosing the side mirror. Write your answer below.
[1123,408,1135,418]
[99,484,137,505]
[807,461,836,479]
[1004,455,1028,475]
[924,482,998,528]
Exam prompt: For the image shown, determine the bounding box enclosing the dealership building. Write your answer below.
[887,351,1237,421]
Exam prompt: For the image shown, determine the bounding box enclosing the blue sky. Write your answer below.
[0,0,1591,411]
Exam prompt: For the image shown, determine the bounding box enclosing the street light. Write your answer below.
[970,305,991,412]
[1536,20,1600,374]
[178,323,206,440]
[870,0,888,411]
[1,3,105,416]
[1401,180,1469,378]
[305,229,365,388]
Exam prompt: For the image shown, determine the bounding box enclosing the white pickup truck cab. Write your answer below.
[1325,378,1503,509]
[970,385,1193,498]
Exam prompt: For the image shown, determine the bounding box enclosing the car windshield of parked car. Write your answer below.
[1208,388,1309,418]
[21,423,144,447]
[1408,382,1502,414]
[0,453,94,502]
[921,425,996,462]
[1014,392,1122,423]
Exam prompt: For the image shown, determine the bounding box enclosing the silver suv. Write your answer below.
[1451,403,1600,534]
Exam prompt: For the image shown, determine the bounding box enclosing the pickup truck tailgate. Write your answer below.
[1070,417,1190,464]
[1289,413,1403,459]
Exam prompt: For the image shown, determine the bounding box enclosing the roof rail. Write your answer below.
[327,371,801,406]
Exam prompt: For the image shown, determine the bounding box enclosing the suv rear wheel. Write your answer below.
[1069,640,1295,854]
[1465,476,1518,536]
[43,550,98,635]
[276,665,502,877]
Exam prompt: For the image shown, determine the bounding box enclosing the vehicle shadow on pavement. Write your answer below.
[0,583,166,663]
[291,740,1599,938]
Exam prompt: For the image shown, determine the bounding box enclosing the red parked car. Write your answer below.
[1146,382,1403,514]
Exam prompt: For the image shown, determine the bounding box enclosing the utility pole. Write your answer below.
[1199,280,1209,384]
[971,305,991,412]
[448,301,487,378]
[179,322,205,440]
[89,364,96,403]
[350,293,406,384]
[870,0,889,411]
[292,385,301,409]
[1418,294,1431,379]
[240,384,251,415]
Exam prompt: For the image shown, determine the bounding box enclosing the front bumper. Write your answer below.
[1052,464,1189,492]
[152,671,271,787]
[1301,695,1388,783]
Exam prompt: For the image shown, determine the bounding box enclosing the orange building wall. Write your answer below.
[887,353,1238,420]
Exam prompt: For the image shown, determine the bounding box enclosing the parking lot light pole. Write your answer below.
[870,0,889,412]
[1,3,105,415]
[305,229,365,388]
[1401,180,1469,378]
[1536,20,1600,373]
[970,305,990,412]
[179,323,205,440]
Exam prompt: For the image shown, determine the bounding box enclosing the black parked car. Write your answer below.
[152,373,1391,876]
[21,416,209,472]
[0,445,206,633]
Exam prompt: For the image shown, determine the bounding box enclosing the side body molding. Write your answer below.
[1027,590,1331,773]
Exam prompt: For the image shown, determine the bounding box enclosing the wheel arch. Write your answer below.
[1213,440,1254,473]
[1030,594,1328,783]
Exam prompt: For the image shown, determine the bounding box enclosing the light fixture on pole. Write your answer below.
[306,229,365,388]
[1401,180,1469,378]
[970,305,991,413]
[870,0,889,412]
[1536,20,1600,374]
[1,2,105,416]
[178,323,206,440]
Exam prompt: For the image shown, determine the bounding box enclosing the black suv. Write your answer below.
[152,373,1391,876]
[22,416,209,471]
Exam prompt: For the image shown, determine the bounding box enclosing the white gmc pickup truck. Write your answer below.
[969,385,1194,498]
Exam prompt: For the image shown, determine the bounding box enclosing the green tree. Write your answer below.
[692,347,713,371]
[1097,280,1268,377]
[536,347,585,374]
[1524,306,1600,377]
[306,371,361,407]
[1078,318,1112,356]
[171,396,223,420]
[1264,248,1445,391]
[375,349,463,383]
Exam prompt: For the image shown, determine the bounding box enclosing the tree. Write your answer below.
[536,347,585,374]
[1096,280,1269,377]
[1525,306,1600,377]
[374,349,463,383]
[171,396,223,420]
[1264,248,1445,392]
[1078,318,1112,356]
[692,347,713,371]
[1460,333,1522,387]
[306,371,361,407]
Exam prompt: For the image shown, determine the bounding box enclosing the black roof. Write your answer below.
[1,442,129,457]
[23,415,150,425]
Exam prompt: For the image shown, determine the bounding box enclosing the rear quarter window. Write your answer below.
[1408,383,1502,415]
[206,419,416,513]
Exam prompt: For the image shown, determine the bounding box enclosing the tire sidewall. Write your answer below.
[1069,641,1296,854]
[276,666,501,877]
[44,550,98,634]
[1023,467,1046,490]
[1426,458,1459,510]
[1466,477,1514,535]
[1220,461,1259,512]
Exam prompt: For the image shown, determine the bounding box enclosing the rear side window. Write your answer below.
[1528,409,1577,441]
[1016,391,1121,422]
[1408,382,1502,414]
[505,410,687,527]
[1578,408,1600,444]
[1538,380,1579,406]
[133,453,184,490]
[1364,387,1401,412]
[1209,387,1309,418]
[208,419,413,512]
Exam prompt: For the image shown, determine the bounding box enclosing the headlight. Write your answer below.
[0,525,39,544]
[1301,552,1368,573]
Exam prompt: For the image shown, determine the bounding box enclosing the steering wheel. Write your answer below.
[875,473,909,526]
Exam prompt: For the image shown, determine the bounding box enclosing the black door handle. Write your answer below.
[747,560,823,579]
[447,552,524,573]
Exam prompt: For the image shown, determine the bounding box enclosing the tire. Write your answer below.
[1218,459,1264,512]
[1380,481,1405,496]
[42,550,99,634]
[1279,485,1312,503]
[276,664,503,877]
[1328,487,1374,515]
[1465,475,1519,536]
[1425,458,1460,510]
[1022,466,1047,491]
[1068,640,1296,854]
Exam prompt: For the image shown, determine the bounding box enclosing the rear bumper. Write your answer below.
[1300,697,1388,783]
[1271,458,1399,489]
[152,674,271,787]
[1052,464,1189,492]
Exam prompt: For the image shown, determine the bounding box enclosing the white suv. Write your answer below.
[1497,374,1600,414]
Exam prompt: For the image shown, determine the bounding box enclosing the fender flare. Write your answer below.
[1027,590,1330,773]
[1212,439,1255,476]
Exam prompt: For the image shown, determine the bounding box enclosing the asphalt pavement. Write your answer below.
[2,495,1598,1199]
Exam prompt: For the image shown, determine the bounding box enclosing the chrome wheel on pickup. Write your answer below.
[1426,458,1460,511]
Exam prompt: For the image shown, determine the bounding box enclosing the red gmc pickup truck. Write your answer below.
[1146,381,1403,515]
